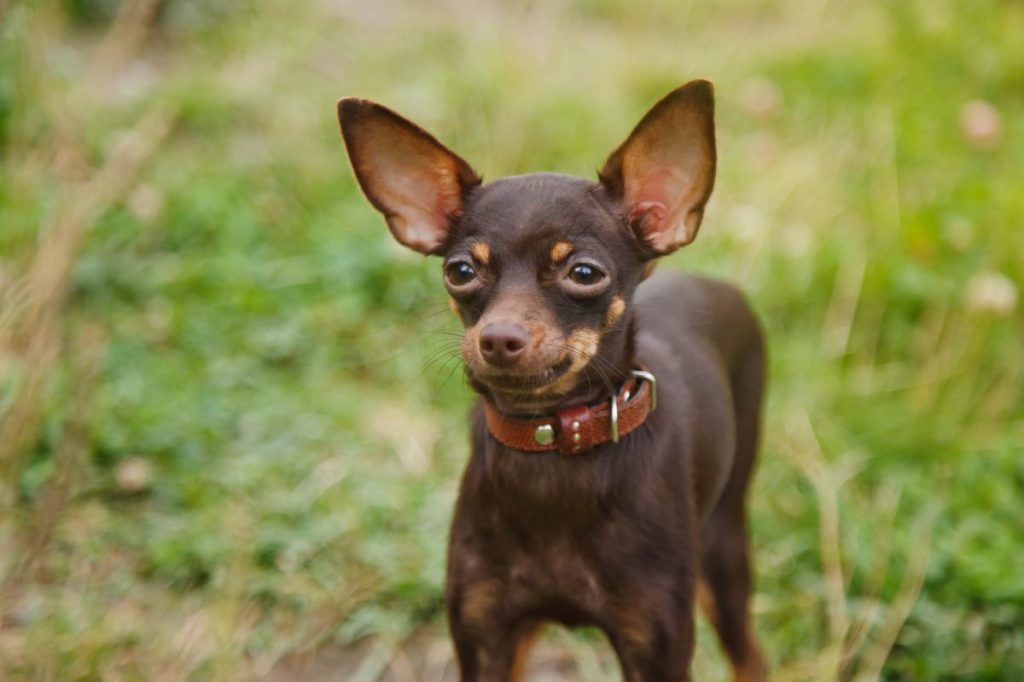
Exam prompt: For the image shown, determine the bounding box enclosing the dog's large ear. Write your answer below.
[338,99,481,255]
[599,80,716,255]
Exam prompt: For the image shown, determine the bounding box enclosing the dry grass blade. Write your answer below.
[83,0,166,89]
[349,637,399,682]
[0,4,177,635]
[779,411,938,681]
[840,482,902,670]
[3,325,105,583]
[783,408,848,679]
[851,508,936,682]
[0,106,176,483]
[0,0,174,487]
[821,249,866,359]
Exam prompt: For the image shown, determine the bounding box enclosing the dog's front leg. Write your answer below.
[449,630,514,682]
[605,593,696,682]
[448,618,538,682]
[446,574,529,682]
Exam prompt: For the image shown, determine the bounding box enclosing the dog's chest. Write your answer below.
[506,538,607,619]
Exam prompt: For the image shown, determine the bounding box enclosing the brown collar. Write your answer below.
[483,368,657,455]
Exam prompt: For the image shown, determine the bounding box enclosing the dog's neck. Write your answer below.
[475,313,637,418]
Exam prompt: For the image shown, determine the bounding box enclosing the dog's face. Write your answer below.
[440,174,644,406]
[338,82,715,410]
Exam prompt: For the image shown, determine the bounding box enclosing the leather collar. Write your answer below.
[482,368,657,455]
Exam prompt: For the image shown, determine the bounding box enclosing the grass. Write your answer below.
[1,0,1022,679]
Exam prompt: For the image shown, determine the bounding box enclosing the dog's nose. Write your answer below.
[479,323,529,367]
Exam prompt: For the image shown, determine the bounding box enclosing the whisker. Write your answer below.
[421,346,462,370]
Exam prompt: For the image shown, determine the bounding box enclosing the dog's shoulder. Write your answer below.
[635,270,763,374]
[637,270,757,327]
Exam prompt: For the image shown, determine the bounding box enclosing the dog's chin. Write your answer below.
[473,356,573,394]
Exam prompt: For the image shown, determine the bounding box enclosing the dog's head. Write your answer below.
[338,81,715,412]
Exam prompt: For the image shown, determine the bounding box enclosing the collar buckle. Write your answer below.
[631,369,658,411]
[609,390,620,443]
[610,369,657,444]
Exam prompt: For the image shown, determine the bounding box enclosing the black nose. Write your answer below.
[479,323,529,367]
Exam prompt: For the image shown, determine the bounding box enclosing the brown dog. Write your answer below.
[338,80,767,682]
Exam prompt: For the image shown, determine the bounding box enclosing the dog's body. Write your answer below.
[338,82,767,681]
[449,271,765,681]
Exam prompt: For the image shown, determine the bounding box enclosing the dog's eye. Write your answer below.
[445,261,477,286]
[567,263,604,286]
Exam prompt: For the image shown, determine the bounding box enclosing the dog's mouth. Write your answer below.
[475,356,574,393]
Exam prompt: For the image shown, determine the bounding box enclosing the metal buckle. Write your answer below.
[611,368,657,444]
[610,391,619,443]
[631,369,657,411]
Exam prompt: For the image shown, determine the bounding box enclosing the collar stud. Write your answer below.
[534,424,555,445]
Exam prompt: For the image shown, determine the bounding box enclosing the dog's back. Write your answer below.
[635,270,765,517]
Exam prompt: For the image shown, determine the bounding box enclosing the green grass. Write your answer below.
[1,0,1022,679]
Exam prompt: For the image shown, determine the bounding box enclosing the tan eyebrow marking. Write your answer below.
[470,242,490,265]
[550,241,573,263]
[605,295,626,328]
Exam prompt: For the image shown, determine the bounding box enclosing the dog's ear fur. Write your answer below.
[599,80,716,255]
[337,99,481,255]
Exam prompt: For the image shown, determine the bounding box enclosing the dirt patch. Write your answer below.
[261,628,585,682]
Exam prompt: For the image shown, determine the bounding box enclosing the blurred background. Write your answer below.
[1,0,1022,679]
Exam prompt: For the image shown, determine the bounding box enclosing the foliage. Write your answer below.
[1,0,1021,679]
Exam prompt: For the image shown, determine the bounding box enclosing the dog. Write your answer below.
[337,80,767,682]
